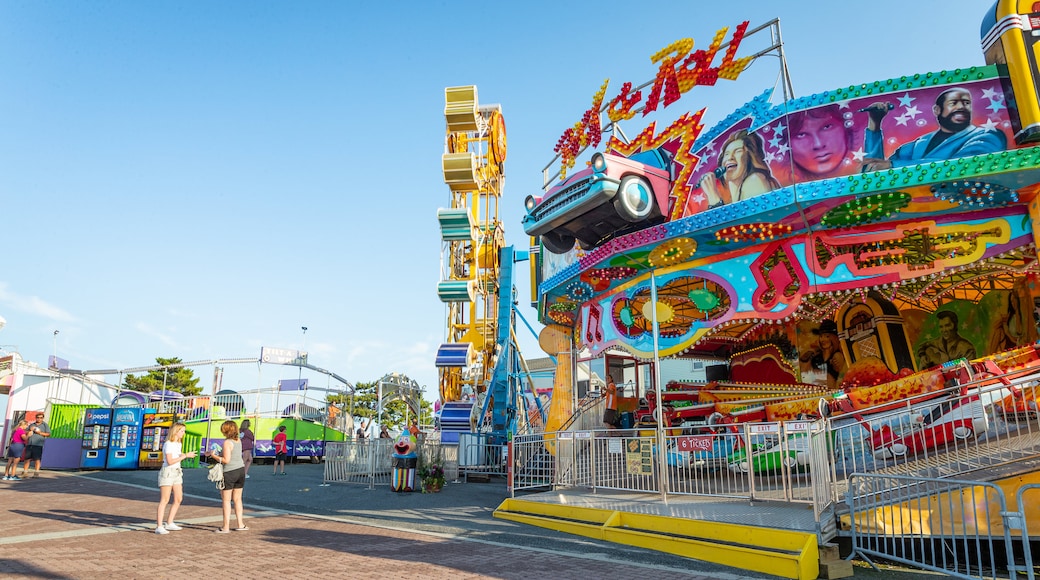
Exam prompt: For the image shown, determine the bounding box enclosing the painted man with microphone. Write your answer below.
[861,87,1006,172]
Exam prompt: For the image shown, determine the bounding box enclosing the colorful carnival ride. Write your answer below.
[435,87,543,444]
[495,9,1040,573]
[523,1,1040,468]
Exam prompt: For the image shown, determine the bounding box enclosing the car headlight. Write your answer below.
[524,195,538,211]
[591,152,606,173]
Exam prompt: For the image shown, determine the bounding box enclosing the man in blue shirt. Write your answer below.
[22,412,50,478]
[862,87,1006,172]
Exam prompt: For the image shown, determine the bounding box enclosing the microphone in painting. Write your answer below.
[858,103,895,113]
[714,166,726,180]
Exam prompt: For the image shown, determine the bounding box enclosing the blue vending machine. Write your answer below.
[81,408,112,469]
[106,407,147,470]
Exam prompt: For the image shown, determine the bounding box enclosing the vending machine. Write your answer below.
[138,413,175,469]
[106,407,147,470]
[80,408,112,469]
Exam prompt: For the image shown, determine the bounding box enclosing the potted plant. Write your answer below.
[418,462,445,493]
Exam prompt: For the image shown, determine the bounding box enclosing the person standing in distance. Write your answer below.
[22,412,50,478]
[3,420,28,481]
[239,419,254,479]
[208,420,247,532]
[272,425,287,476]
[602,375,619,430]
[155,423,196,534]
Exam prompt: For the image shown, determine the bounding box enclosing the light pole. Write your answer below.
[297,326,307,420]
[52,330,59,367]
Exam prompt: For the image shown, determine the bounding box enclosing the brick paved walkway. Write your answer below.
[0,470,764,580]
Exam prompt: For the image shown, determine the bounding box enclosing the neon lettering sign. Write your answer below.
[553,22,751,178]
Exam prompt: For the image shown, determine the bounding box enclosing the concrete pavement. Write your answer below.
[0,463,940,579]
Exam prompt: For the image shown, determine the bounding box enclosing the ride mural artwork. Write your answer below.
[526,3,1040,396]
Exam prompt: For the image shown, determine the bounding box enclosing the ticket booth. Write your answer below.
[605,354,655,429]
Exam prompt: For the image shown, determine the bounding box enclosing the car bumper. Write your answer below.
[523,175,619,237]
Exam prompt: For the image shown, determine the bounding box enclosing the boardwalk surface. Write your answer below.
[0,464,940,579]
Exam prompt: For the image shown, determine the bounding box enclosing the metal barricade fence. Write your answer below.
[662,427,749,499]
[1011,484,1039,580]
[826,375,1040,504]
[323,439,393,488]
[507,424,834,505]
[419,440,459,483]
[847,473,1032,579]
[584,432,657,493]
[458,432,506,477]
[510,433,555,493]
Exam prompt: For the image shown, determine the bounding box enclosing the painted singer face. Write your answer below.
[936,89,973,133]
[790,111,848,175]
[720,139,749,180]
[939,316,956,341]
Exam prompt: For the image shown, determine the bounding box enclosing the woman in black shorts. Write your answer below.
[207,420,247,532]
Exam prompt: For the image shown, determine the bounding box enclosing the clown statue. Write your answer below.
[390,430,418,492]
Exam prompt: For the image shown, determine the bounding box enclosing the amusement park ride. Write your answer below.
[435,87,541,444]
[482,4,1040,574]
[476,0,1040,479]
[518,5,1039,398]
[434,1,1040,468]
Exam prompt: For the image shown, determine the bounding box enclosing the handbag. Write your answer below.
[207,462,225,490]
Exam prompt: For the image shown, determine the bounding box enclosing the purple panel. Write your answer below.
[113,391,148,406]
[278,379,309,391]
[40,438,84,469]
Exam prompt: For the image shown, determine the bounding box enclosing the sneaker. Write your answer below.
[164,523,183,531]
[155,526,169,535]
[245,474,250,479]
[9,476,20,481]
[1,476,8,481]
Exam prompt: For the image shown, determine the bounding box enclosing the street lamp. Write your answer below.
[52,330,59,367]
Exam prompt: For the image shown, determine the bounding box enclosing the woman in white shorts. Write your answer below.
[155,423,196,534]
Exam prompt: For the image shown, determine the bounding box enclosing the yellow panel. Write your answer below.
[1030,197,1040,249]
[494,499,818,580]
[986,1,1040,144]
[442,153,478,191]
[444,86,479,133]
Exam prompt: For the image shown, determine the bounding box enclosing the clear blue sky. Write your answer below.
[0,1,990,402]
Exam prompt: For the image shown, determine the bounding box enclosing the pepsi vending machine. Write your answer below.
[138,413,175,469]
[107,407,147,470]
[80,408,112,469]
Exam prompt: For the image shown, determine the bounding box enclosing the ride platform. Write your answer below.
[494,488,824,579]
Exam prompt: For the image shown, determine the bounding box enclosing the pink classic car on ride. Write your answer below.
[523,148,674,254]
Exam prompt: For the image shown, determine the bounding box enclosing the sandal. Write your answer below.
[215,528,230,534]
[234,526,249,531]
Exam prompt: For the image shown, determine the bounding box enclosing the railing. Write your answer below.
[323,439,393,488]
[324,439,460,487]
[504,366,1040,542]
[458,432,506,477]
[847,473,1036,579]
[1012,484,1039,580]
[521,425,832,511]
[511,433,556,492]
[826,370,1040,503]
[418,439,460,483]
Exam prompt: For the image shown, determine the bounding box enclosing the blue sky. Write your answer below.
[0,1,991,403]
